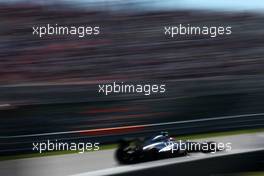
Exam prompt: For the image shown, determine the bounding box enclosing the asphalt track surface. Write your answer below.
[0,132,264,176]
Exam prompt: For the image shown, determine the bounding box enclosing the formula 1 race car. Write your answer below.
[115,132,224,164]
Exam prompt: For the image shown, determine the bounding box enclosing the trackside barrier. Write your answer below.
[109,149,264,176]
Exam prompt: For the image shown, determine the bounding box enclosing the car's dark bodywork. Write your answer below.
[115,132,223,164]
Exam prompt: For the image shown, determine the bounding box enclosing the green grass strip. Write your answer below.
[0,128,263,161]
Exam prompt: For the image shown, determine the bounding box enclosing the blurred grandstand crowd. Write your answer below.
[1,2,264,139]
[0,3,264,86]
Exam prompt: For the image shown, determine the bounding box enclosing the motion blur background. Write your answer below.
[0,0,264,155]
